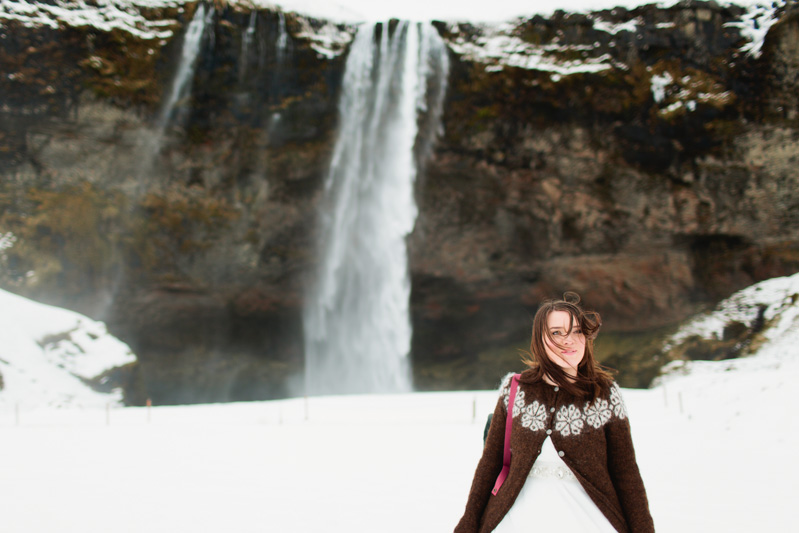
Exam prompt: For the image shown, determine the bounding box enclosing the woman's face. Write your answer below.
[543,310,586,377]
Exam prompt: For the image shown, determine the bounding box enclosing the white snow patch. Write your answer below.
[0,0,182,38]
[724,1,782,58]
[292,15,355,58]
[592,16,641,35]
[448,24,617,75]
[664,272,799,349]
[650,70,673,102]
[0,287,136,408]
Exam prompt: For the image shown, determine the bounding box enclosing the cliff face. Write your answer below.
[0,1,353,403]
[1,1,797,402]
[411,2,799,388]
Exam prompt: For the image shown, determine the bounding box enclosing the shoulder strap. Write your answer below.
[491,373,520,495]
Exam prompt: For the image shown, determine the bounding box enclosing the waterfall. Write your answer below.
[149,4,213,152]
[276,11,288,66]
[269,12,290,135]
[239,10,257,83]
[303,22,449,396]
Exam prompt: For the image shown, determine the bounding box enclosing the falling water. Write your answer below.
[303,22,449,396]
[239,10,257,83]
[276,11,288,66]
[268,12,290,135]
[150,4,213,150]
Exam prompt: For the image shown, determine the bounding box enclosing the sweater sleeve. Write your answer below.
[604,387,655,533]
[454,392,507,533]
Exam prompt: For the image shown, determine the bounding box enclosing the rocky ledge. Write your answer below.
[1,1,797,402]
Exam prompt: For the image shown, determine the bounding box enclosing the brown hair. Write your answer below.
[521,292,613,400]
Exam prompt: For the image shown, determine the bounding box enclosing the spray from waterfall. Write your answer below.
[303,21,449,396]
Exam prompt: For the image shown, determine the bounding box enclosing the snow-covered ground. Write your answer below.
[1,273,797,532]
[0,287,135,408]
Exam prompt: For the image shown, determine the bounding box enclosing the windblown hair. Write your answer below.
[521,292,614,401]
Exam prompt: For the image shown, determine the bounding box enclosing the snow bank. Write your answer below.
[660,271,799,364]
[0,287,137,408]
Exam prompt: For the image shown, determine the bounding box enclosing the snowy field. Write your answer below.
[1,367,796,532]
[1,258,797,532]
[0,288,135,408]
[3,275,798,532]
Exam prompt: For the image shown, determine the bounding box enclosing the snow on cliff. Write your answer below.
[664,271,799,352]
[1,1,784,77]
[445,0,783,76]
[267,0,782,24]
[0,287,136,408]
[0,1,784,38]
[0,0,784,80]
[0,0,182,38]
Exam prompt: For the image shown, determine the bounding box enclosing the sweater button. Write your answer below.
[546,429,552,435]
[558,451,565,457]
[550,407,555,413]
[554,386,560,392]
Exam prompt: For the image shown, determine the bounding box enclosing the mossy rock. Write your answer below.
[130,189,240,271]
[594,324,680,388]
[0,182,128,301]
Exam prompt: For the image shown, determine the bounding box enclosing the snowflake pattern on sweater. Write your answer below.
[555,404,584,436]
[584,398,613,429]
[521,400,548,431]
[501,374,627,437]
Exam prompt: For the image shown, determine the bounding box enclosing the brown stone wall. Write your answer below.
[1,1,798,400]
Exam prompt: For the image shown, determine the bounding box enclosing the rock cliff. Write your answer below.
[1,0,797,402]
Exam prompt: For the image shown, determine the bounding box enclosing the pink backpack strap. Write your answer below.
[492,373,520,495]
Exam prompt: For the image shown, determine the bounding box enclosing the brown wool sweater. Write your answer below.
[454,371,655,533]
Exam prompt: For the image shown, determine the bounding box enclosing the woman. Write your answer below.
[454,293,654,533]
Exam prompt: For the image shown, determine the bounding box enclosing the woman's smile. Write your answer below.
[544,310,586,376]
